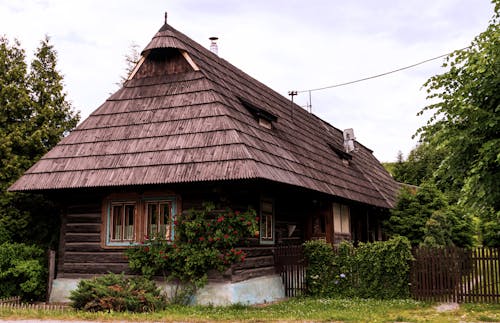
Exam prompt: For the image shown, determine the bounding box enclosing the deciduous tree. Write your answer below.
[416,2,499,246]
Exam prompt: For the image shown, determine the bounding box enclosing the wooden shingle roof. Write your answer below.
[10,23,400,209]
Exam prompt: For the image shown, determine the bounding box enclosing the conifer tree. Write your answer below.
[0,36,79,246]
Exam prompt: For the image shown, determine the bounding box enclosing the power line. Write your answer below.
[296,46,470,94]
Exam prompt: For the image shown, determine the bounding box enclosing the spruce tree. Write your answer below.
[0,36,79,246]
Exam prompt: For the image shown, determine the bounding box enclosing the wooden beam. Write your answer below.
[181,51,200,71]
[127,55,147,81]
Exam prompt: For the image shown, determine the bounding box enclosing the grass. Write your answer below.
[0,298,499,322]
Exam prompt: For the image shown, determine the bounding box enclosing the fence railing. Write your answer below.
[274,244,306,297]
[0,295,68,310]
[411,247,499,303]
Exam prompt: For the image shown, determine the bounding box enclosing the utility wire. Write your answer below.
[296,46,470,93]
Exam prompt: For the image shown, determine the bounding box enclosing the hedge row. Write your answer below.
[303,236,413,299]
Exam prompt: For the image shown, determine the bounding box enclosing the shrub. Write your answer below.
[0,242,46,301]
[126,203,258,303]
[69,272,166,312]
[355,236,413,299]
[303,237,413,299]
[303,239,335,296]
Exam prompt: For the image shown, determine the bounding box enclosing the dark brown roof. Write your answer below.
[9,23,400,208]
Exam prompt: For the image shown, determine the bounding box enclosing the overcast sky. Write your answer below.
[0,0,495,162]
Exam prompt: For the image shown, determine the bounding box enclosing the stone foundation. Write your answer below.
[49,274,285,305]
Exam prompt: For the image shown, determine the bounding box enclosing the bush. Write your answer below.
[0,242,47,301]
[303,239,335,296]
[355,236,413,299]
[303,237,413,299]
[126,202,258,303]
[69,272,166,312]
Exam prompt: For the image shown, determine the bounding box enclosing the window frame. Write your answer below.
[333,202,350,235]
[102,193,178,248]
[107,201,137,246]
[143,197,177,241]
[259,197,275,245]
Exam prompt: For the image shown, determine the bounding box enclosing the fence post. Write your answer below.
[46,249,56,303]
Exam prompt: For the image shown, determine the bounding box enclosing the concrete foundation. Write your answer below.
[49,274,285,305]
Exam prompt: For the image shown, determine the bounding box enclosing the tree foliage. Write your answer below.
[392,143,446,187]
[0,36,79,246]
[415,2,500,246]
[384,183,474,248]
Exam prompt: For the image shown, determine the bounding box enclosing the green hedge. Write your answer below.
[303,236,413,299]
[0,242,47,301]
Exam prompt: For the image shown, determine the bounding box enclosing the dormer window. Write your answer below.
[258,118,272,130]
[328,143,352,166]
[239,98,277,130]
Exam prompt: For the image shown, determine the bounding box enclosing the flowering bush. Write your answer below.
[126,202,258,303]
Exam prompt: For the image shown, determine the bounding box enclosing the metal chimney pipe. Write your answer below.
[209,37,218,55]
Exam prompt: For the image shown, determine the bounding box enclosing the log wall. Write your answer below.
[58,204,130,278]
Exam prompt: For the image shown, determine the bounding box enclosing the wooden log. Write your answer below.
[65,242,103,252]
[65,223,100,234]
[233,255,275,270]
[231,266,277,283]
[66,213,101,224]
[63,262,131,275]
[64,251,127,263]
[65,233,100,243]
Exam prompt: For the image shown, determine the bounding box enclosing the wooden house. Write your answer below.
[9,18,400,304]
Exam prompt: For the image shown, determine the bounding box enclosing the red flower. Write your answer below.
[235,211,240,216]
[246,221,252,226]
[208,237,214,242]
[144,247,149,252]
[174,220,178,225]
[217,216,225,223]
[224,234,229,239]
[199,237,205,241]
[233,230,238,235]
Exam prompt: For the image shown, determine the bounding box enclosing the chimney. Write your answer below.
[343,128,356,153]
[209,37,218,55]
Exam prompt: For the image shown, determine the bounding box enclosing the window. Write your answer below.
[333,203,350,234]
[104,194,177,247]
[260,197,274,244]
[146,201,173,240]
[110,202,136,242]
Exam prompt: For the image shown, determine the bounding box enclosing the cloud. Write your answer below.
[0,0,494,161]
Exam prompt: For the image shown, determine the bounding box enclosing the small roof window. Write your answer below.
[239,98,277,129]
[328,143,352,165]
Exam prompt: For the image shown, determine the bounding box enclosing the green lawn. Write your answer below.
[1,298,499,322]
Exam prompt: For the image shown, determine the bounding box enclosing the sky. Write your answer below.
[0,0,495,162]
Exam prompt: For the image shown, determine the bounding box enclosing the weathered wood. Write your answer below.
[66,213,101,224]
[47,250,56,302]
[231,266,277,283]
[63,263,131,275]
[65,233,100,243]
[411,247,500,303]
[65,242,103,252]
[64,251,127,264]
[10,22,401,213]
[65,223,100,234]
[233,255,275,270]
